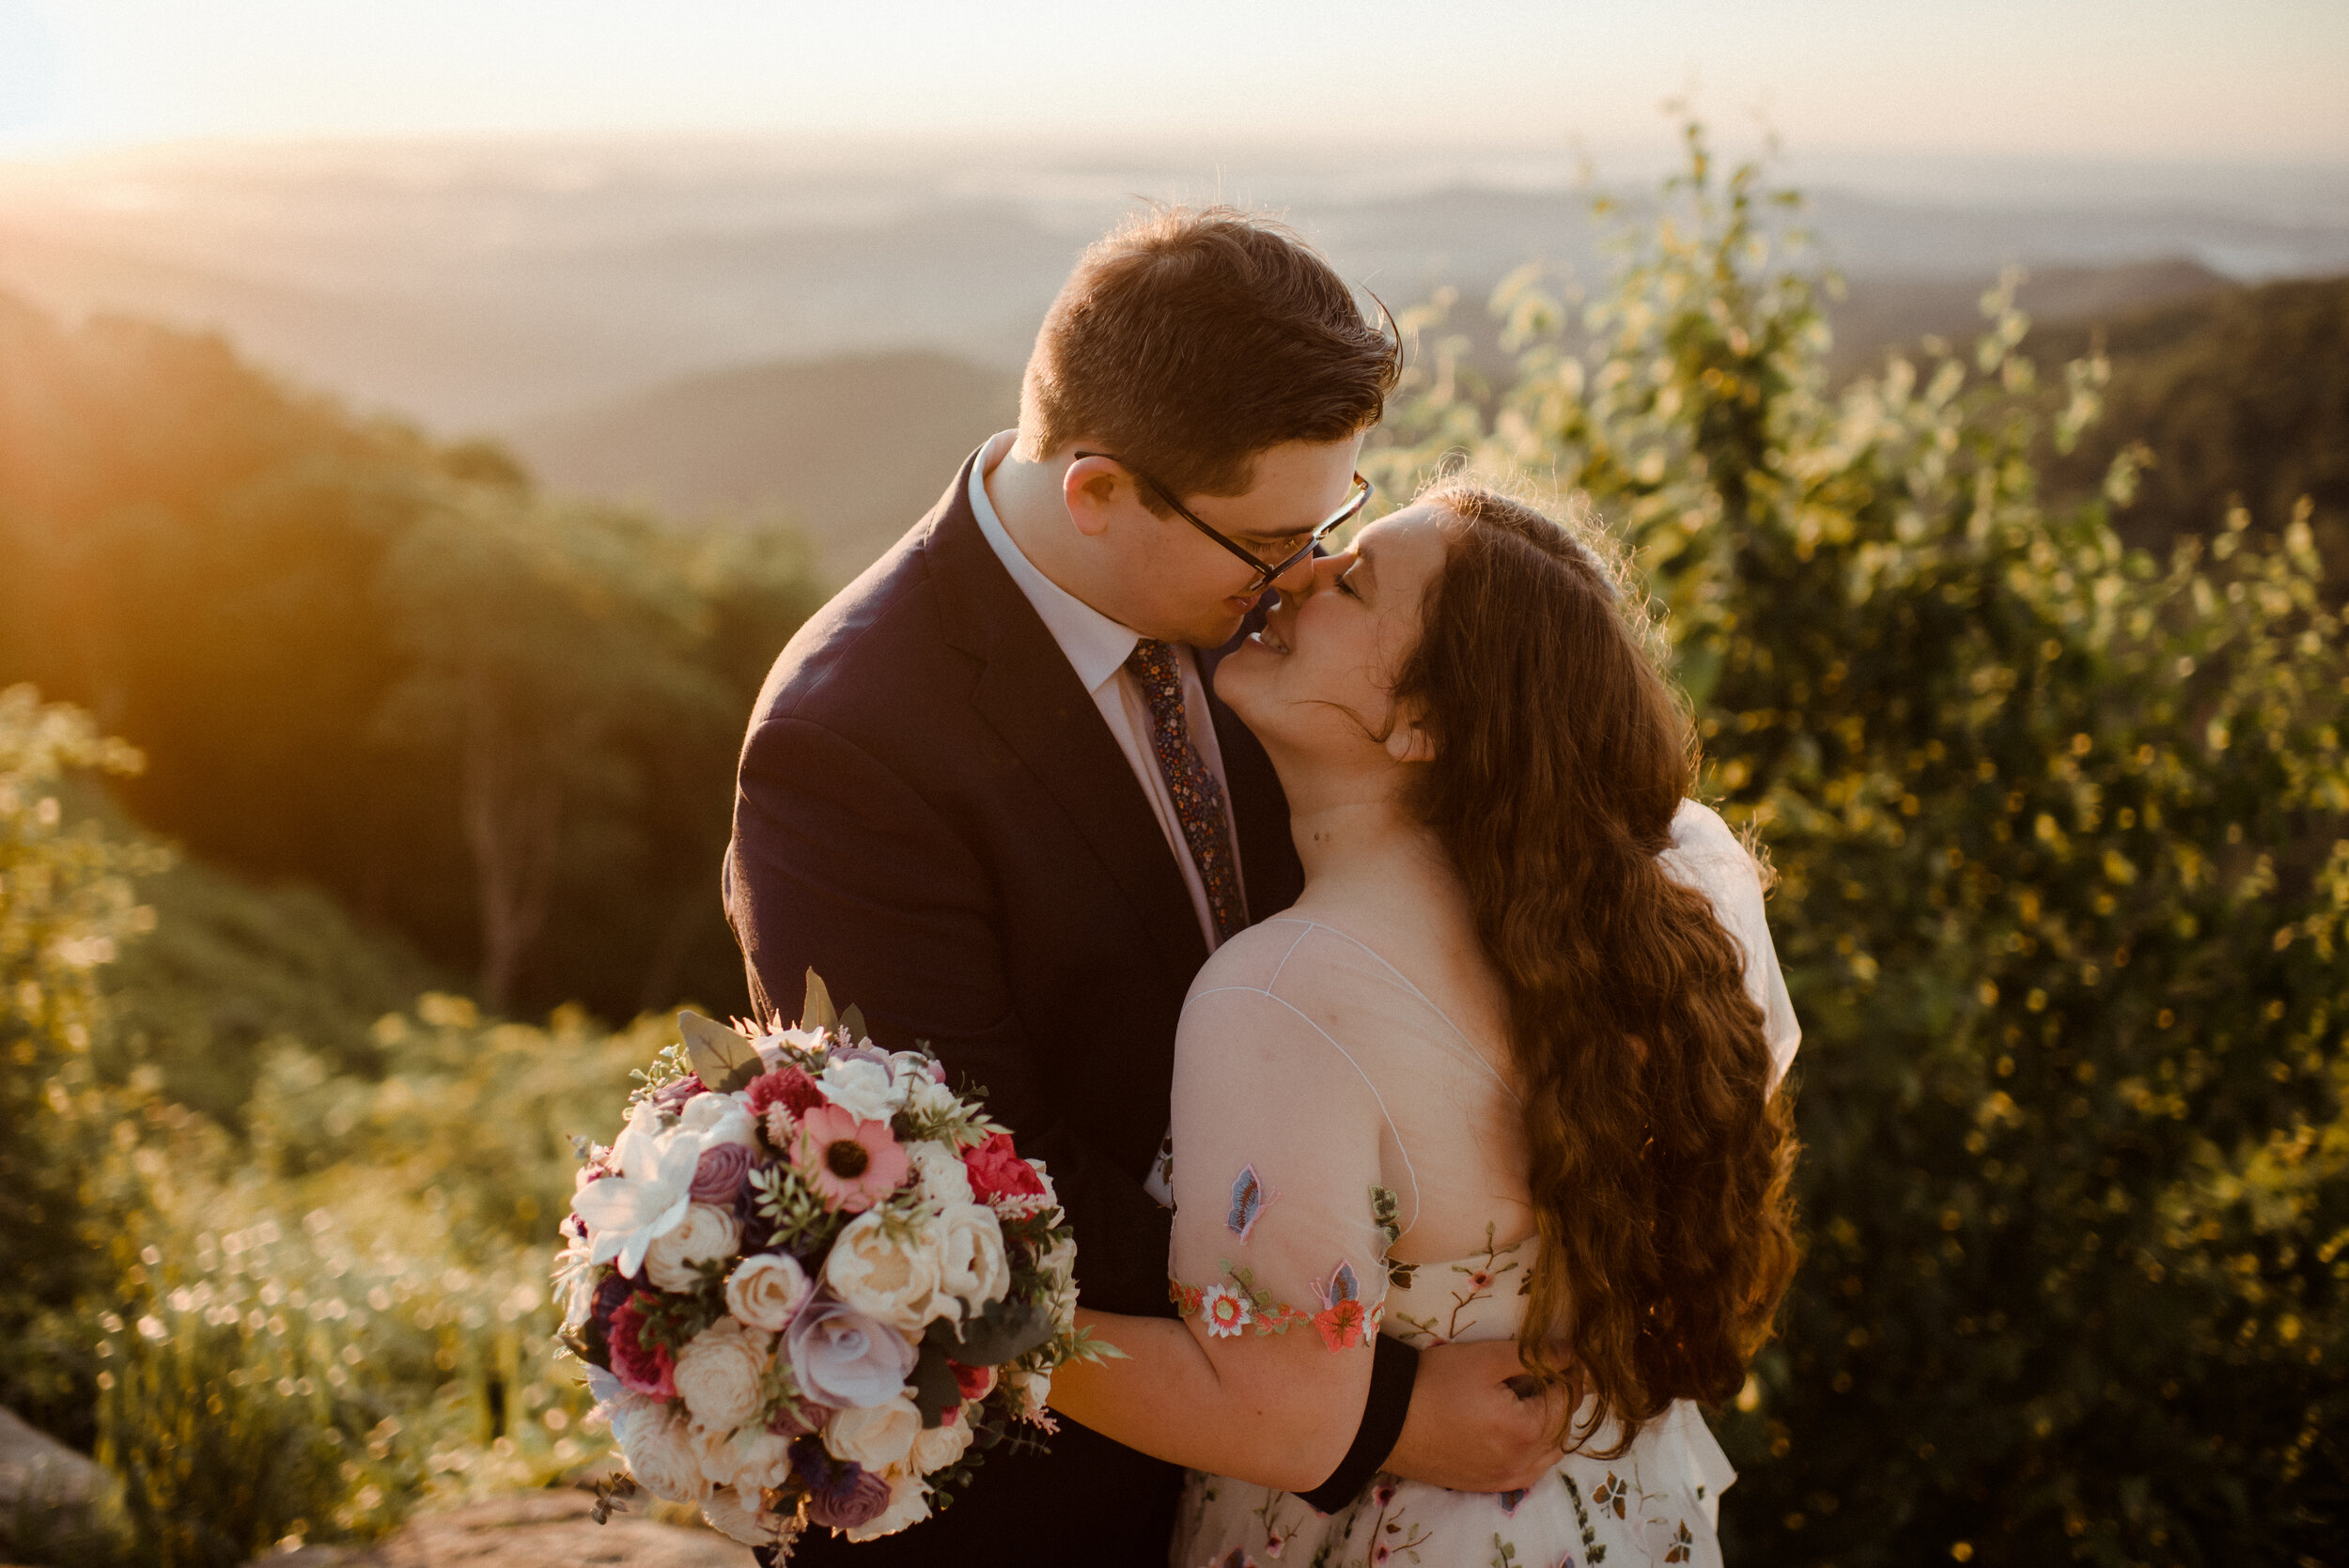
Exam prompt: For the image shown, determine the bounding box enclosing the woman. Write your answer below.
[1050,482,1801,1567]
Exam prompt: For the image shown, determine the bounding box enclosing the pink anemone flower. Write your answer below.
[796,1103,910,1212]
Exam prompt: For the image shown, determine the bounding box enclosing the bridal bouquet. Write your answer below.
[552,974,1102,1553]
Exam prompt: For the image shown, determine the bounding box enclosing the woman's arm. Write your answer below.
[1050,1303,1372,1493]
[1046,969,1392,1491]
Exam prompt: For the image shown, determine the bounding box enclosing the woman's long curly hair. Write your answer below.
[1393,481,1800,1452]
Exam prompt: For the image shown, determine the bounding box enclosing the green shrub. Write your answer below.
[0,686,161,1438]
[87,1001,655,1561]
[1378,124,2348,1565]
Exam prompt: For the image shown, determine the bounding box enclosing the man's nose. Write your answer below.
[1268,550,1319,598]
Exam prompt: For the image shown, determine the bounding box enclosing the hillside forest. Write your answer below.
[2,127,2344,1566]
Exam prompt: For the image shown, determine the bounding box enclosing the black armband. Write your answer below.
[1298,1333,1419,1513]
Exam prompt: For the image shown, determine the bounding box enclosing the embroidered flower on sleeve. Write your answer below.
[1311,1259,1368,1350]
[1226,1163,1276,1241]
[1172,1259,1375,1347]
[1199,1283,1254,1338]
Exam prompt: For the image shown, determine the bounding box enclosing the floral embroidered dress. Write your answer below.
[1164,801,1800,1568]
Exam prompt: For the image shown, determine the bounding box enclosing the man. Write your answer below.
[726,207,1563,1566]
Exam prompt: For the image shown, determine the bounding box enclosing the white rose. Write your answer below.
[845,1469,932,1544]
[680,1092,758,1150]
[910,1409,972,1475]
[818,1056,902,1122]
[725,1250,812,1333]
[673,1317,772,1434]
[824,1394,921,1472]
[645,1202,742,1293]
[826,1210,941,1332]
[702,1483,789,1545]
[620,1405,712,1502]
[908,1140,973,1208]
[932,1203,1009,1318]
[699,1421,793,1495]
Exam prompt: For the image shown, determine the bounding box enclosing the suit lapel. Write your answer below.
[926,456,1209,985]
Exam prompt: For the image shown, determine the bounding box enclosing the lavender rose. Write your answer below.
[786,1296,917,1409]
[691,1142,753,1203]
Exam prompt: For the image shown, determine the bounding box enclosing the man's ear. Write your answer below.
[1384,720,1436,764]
[1062,454,1125,540]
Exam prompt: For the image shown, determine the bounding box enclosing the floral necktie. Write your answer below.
[1126,639,1248,942]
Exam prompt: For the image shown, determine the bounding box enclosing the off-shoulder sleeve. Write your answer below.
[1666,800,1801,1086]
[1165,944,1396,1352]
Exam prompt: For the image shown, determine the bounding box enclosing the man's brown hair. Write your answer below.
[1018,205,1398,508]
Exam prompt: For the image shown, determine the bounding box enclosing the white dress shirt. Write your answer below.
[969,430,1243,953]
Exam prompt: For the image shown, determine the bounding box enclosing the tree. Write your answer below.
[0,295,826,1022]
[1378,123,2349,1564]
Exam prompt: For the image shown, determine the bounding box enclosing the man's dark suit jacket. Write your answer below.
[723,449,1305,1565]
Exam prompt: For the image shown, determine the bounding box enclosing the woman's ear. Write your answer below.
[1384,720,1436,764]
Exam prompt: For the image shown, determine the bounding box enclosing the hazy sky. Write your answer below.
[3,0,2346,163]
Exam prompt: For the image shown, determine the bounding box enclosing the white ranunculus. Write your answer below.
[702,1483,788,1545]
[645,1202,742,1293]
[902,1075,962,1124]
[598,1381,655,1451]
[699,1421,793,1495]
[825,1211,941,1332]
[620,1404,712,1502]
[1001,1362,1052,1421]
[932,1203,1009,1319]
[910,1409,973,1475]
[673,1317,772,1435]
[845,1470,932,1543]
[818,1056,902,1122]
[824,1394,922,1473]
[725,1250,812,1333]
[908,1140,973,1208]
[680,1091,758,1151]
[570,1099,700,1278]
[754,1025,830,1072]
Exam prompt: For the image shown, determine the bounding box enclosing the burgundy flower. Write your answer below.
[690,1141,752,1203]
[962,1132,1046,1203]
[746,1065,827,1122]
[653,1077,706,1112]
[791,1438,893,1529]
[592,1270,636,1324]
[607,1294,676,1399]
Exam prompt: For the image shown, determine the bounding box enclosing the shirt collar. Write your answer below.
[968,429,1142,695]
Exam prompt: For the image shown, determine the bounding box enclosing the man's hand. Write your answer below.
[1381,1339,1574,1494]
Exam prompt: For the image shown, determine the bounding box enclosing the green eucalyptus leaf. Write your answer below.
[799,969,838,1033]
[908,1341,961,1429]
[678,1010,761,1094]
[924,1296,1052,1367]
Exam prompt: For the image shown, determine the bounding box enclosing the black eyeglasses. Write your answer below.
[1073,450,1374,593]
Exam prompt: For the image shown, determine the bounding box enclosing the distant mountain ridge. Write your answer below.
[513,257,2253,586]
[508,349,1021,582]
